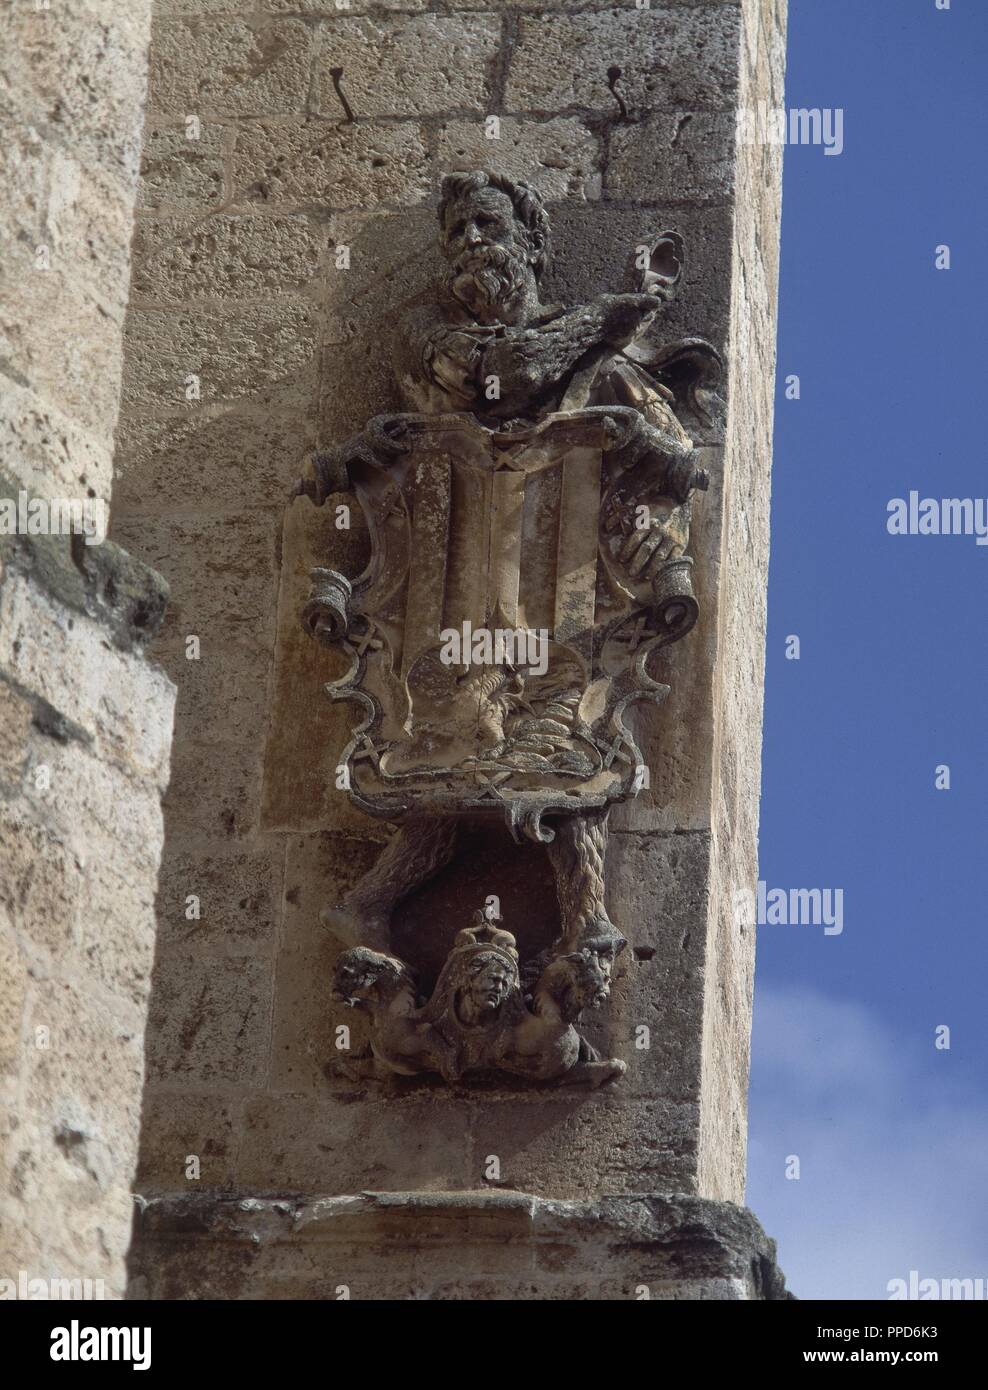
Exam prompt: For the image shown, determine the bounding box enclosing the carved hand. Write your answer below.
[479,296,659,413]
[617,499,693,577]
[595,293,662,349]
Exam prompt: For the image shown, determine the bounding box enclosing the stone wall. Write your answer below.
[114,0,785,1228]
[0,1,175,1299]
[698,0,785,1201]
[133,1191,791,1300]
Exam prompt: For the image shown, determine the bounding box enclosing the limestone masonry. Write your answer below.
[1,0,173,1301]
[2,0,788,1301]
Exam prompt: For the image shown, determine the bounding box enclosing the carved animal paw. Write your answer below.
[563,1056,627,1089]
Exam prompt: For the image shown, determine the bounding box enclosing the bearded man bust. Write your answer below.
[392,169,720,446]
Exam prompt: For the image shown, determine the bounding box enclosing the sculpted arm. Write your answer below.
[482,295,660,411]
[399,295,662,414]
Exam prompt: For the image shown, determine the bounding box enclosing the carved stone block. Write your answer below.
[294,171,722,1088]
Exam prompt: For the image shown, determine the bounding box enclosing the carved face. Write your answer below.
[454,952,516,1026]
[593,943,618,983]
[578,923,627,984]
[440,188,529,269]
[567,951,611,1011]
[440,188,536,320]
[537,950,612,1023]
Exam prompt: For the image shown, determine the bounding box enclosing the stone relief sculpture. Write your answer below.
[295,170,722,1087]
[332,909,625,1088]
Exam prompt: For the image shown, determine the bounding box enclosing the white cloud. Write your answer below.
[747,985,988,1300]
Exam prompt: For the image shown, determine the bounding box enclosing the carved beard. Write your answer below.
[447,243,530,321]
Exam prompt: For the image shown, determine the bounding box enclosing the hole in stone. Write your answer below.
[633,946,655,961]
[54,1124,87,1156]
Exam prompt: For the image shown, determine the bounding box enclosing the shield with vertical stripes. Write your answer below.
[305,408,696,840]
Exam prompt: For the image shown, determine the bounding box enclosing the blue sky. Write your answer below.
[747,0,988,1300]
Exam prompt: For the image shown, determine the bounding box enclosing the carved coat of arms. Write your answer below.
[295,171,721,1088]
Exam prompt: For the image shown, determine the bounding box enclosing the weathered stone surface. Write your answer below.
[1,0,174,1307]
[0,380,112,501]
[15,999,145,1175]
[156,0,259,13]
[504,9,742,115]
[136,1090,241,1192]
[145,949,272,1086]
[130,1191,791,1300]
[609,448,722,831]
[18,735,168,884]
[319,208,437,432]
[268,0,741,11]
[4,123,138,321]
[0,269,127,447]
[0,681,33,785]
[121,301,320,411]
[230,119,431,209]
[311,202,733,446]
[315,17,500,118]
[444,0,742,8]
[163,735,265,844]
[235,1094,474,1192]
[137,120,228,210]
[148,18,313,117]
[271,832,384,1088]
[110,510,278,653]
[154,845,284,951]
[113,403,316,516]
[467,1094,702,1197]
[154,634,274,754]
[0,529,168,659]
[130,215,325,304]
[693,0,785,1203]
[268,0,429,12]
[116,0,787,1296]
[609,111,737,201]
[260,494,376,837]
[290,165,721,1094]
[0,570,173,787]
[188,828,722,1197]
[600,830,710,1099]
[7,972,148,1295]
[435,118,601,200]
[0,922,27,1078]
[4,3,152,184]
[78,854,159,1011]
[542,203,734,358]
[0,803,80,960]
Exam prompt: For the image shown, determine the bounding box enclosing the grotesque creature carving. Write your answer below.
[333,913,626,1087]
[296,171,721,1087]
